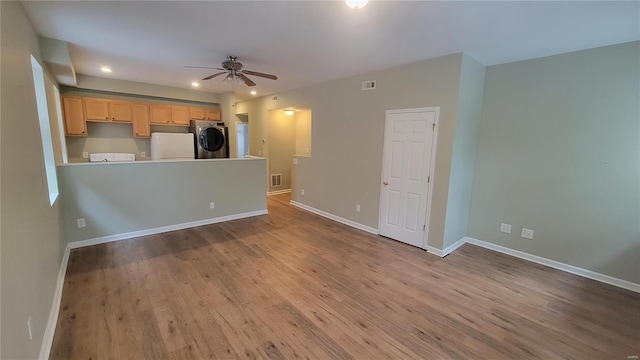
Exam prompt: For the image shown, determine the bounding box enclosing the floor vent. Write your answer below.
[270,173,282,188]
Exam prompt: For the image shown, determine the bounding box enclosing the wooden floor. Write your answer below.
[51,194,640,359]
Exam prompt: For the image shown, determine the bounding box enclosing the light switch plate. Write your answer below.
[77,218,86,228]
[82,152,89,159]
[500,223,511,234]
[293,158,298,165]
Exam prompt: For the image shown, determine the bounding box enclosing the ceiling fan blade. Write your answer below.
[185,66,225,70]
[202,72,226,80]
[239,73,256,87]
[242,70,278,80]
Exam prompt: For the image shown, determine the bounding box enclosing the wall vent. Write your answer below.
[270,173,282,188]
[272,95,278,101]
[361,80,376,91]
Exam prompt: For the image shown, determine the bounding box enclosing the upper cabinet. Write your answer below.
[190,107,221,121]
[84,98,131,122]
[61,95,221,136]
[149,105,171,125]
[206,109,221,121]
[171,106,190,126]
[131,103,151,138]
[190,107,206,120]
[62,97,87,136]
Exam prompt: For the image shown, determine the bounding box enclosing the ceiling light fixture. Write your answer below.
[191,82,199,87]
[345,0,368,9]
[284,110,295,116]
[100,66,112,73]
[250,90,257,95]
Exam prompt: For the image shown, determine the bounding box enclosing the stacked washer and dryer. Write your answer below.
[189,120,229,159]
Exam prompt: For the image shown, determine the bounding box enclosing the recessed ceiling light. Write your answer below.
[191,82,199,87]
[284,110,295,116]
[100,66,112,73]
[250,90,257,95]
[345,0,368,9]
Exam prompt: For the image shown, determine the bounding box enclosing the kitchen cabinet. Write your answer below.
[84,98,131,122]
[171,106,190,126]
[131,103,151,138]
[190,107,206,120]
[62,97,87,136]
[149,105,171,125]
[206,109,221,121]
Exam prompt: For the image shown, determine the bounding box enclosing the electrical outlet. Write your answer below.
[301,189,305,197]
[140,151,146,158]
[521,228,534,239]
[76,218,86,228]
[500,223,512,234]
[356,205,361,212]
[209,201,215,209]
[82,151,89,159]
[27,316,32,340]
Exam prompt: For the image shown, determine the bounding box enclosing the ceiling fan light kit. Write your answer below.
[185,56,277,87]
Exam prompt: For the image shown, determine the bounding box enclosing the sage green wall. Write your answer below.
[267,110,295,191]
[75,74,221,104]
[468,41,640,283]
[236,54,464,249]
[295,110,312,157]
[1,2,65,358]
[58,159,267,243]
[442,54,486,249]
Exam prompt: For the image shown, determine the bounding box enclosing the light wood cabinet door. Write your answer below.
[149,105,171,124]
[190,107,206,120]
[84,98,110,121]
[131,103,150,138]
[109,101,132,122]
[206,109,221,121]
[63,97,87,136]
[171,106,190,126]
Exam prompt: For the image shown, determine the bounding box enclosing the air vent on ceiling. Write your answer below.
[270,173,282,188]
[272,95,278,101]
[361,80,376,90]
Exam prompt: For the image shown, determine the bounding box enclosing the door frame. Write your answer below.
[378,106,440,249]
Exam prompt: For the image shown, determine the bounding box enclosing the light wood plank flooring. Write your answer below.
[51,194,640,359]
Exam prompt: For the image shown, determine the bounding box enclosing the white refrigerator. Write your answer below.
[150,133,195,160]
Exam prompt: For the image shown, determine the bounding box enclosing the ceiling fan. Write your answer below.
[185,56,277,87]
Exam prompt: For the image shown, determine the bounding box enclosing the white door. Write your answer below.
[379,108,438,248]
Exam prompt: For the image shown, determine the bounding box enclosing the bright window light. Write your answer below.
[31,55,59,205]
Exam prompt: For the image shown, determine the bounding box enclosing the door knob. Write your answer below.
[383,181,388,186]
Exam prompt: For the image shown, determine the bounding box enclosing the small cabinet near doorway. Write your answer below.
[62,97,87,136]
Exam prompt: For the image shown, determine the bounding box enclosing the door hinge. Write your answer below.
[428,175,430,183]
[423,224,426,231]
[432,123,436,131]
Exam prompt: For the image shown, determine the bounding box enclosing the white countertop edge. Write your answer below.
[57,157,266,167]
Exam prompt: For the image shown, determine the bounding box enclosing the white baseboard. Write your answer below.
[425,237,468,257]
[39,244,71,360]
[289,200,378,235]
[267,189,291,196]
[68,209,268,249]
[464,237,640,293]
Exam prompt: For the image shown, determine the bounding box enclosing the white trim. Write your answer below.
[39,244,71,360]
[424,245,444,257]
[267,189,291,196]
[290,200,378,235]
[464,237,640,293]
[68,210,268,249]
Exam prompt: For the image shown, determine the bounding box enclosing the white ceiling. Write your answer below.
[21,1,640,101]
